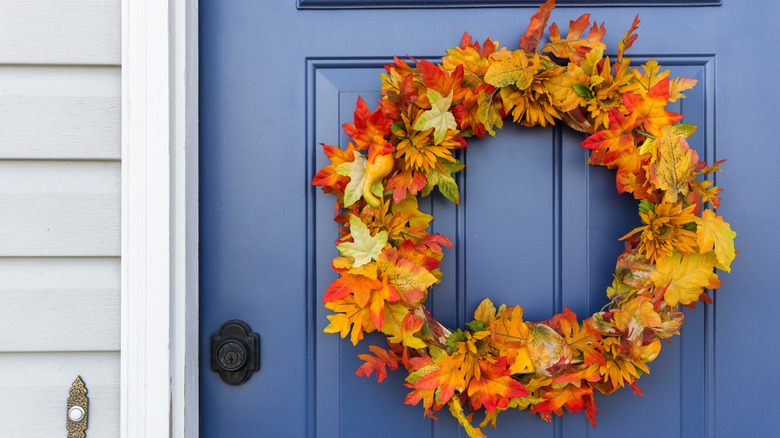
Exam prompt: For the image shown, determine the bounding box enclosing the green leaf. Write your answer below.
[335,151,367,207]
[669,123,697,138]
[422,159,464,205]
[446,329,468,351]
[573,83,595,100]
[336,214,388,267]
[466,320,486,332]
[638,199,655,219]
[414,90,457,145]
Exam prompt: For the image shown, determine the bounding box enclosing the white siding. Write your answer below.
[0,0,121,435]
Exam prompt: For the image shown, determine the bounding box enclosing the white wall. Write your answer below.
[0,1,121,436]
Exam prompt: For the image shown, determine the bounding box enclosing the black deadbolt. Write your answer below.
[211,320,260,385]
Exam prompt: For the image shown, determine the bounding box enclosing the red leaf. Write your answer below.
[356,345,400,383]
[467,357,530,412]
[519,0,556,52]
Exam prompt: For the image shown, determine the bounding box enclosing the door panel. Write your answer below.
[200,2,774,437]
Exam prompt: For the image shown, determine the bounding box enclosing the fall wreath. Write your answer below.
[312,1,736,436]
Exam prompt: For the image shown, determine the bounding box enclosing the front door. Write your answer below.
[199,1,772,436]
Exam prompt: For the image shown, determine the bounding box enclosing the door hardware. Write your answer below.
[211,319,260,385]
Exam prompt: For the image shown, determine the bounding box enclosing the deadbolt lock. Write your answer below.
[211,320,260,385]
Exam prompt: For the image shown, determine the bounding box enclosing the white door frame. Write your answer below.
[121,0,199,436]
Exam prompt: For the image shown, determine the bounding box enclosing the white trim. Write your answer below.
[121,0,199,436]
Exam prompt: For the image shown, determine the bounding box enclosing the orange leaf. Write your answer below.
[322,273,382,305]
[580,109,639,166]
[467,357,529,412]
[519,0,555,52]
[377,247,438,305]
[647,125,699,203]
[543,15,606,65]
[342,97,394,163]
[411,354,467,405]
[490,305,530,348]
[624,77,683,136]
[356,345,400,383]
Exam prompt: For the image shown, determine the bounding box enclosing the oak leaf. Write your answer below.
[356,345,400,383]
[324,295,374,345]
[519,0,555,52]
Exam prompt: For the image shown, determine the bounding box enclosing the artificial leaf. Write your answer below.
[650,252,719,306]
[695,209,737,271]
[385,169,427,204]
[382,302,427,348]
[624,77,683,136]
[337,214,388,267]
[411,353,467,404]
[335,151,368,207]
[377,247,438,305]
[580,109,639,166]
[485,50,535,90]
[477,87,504,136]
[490,305,529,348]
[527,324,573,375]
[356,345,400,383]
[533,381,594,416]
[448,397,487,438]
[342,97,394,162]
[311,142,357,190]
[422,159,465,204]
[467,357,530,412]
[473,298,497,326]
[669,76,697,102]
[324,295,373,345]
[519,0,555,52]
[543,15,606,65]
[420,60,466,102]
[616,15,640,65]
[554,307,605,366]
[414,90,457,145]
[322,272,382,304]
[545,64,590,112]
[647,125,699,203]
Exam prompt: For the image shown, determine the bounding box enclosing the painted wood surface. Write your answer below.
[0,352,119,437]
[0,66,121,159]
[0,257,119,351]
[0,161,120,256]
[0,0,120,65]
[200,2,780,437]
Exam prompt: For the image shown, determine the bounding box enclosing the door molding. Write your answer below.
[121,0,199,436]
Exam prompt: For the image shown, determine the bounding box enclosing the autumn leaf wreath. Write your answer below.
[312,1,736,436]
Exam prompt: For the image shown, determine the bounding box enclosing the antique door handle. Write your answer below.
[211,320,260,385]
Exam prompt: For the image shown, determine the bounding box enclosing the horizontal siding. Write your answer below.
[0,352,119,437]
[0,0,120,65]
[0,66,121,160]
[0,161,120,256]
[0,257,119,351]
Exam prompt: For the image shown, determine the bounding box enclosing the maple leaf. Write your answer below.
[335,151,367,207]
[695,209,737,271]
[669,76,697,102]
[322,272,382,304]
[324,295,374,345]
[519,0,555,52]
[647,125,699,203]
[377,247,438,305]
[485,50,535,90]
[384,169,426,204]
[337,214,388,267]
[419,60,466,102]
[382,302,426,349]
[580,109,639,166]
[341,97,393,162]
[543,15,606,65]
[411,353,467,405]
[356,345,400,383]
[650,252,719,306]
[422,158,464,204]
[311,142,357,190]
[467,357,530,412]
[624,77,683,136]
[414,90,457,145]
[534,381,595,416]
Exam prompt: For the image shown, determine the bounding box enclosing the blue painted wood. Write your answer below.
[200,2,780,437]
[299,0,720,10]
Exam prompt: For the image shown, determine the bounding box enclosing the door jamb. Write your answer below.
[121,0,199,436]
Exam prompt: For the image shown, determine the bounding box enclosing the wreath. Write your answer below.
[312,1,736,436]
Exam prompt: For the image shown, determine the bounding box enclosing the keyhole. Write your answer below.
[225,351,238,364]
[217,340,246,371]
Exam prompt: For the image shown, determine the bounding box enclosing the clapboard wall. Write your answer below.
[0,1,121,435]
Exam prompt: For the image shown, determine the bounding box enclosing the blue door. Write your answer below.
[200,1,779,436]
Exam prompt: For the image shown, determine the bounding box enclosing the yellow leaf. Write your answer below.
[477,89,503,136]
[650,252,718,306]
[484,50,535,90]
[696,209,737,272]
[447,397,487,438]
[647,125,699,203]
